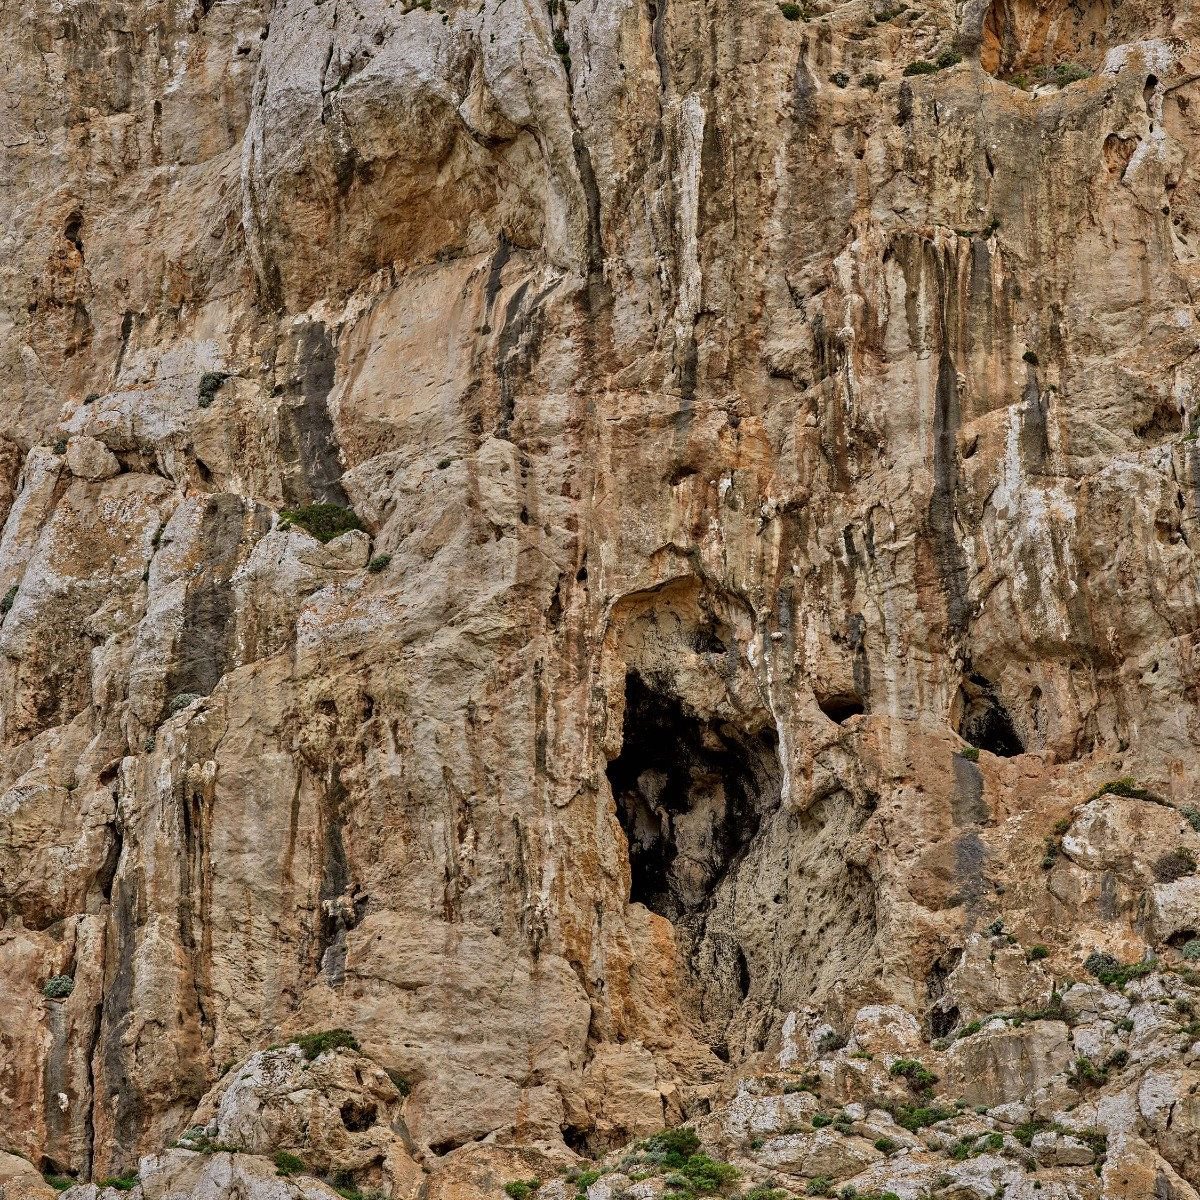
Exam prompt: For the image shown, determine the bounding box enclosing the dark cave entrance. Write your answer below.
[606,672,780,923]
[956,674,1024,757]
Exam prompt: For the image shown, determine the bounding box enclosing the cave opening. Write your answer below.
[606,671,780,924]
[957,675,1024,757]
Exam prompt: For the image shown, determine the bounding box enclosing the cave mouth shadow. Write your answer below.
[606,671,780,925]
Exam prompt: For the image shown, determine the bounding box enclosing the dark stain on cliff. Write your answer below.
[928,343,970,638]
[277,321,348,506]
[161,495,270,711]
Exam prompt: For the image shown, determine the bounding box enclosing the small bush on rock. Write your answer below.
[293,1028,359,1060]
[778,2,802,17]
[198,372,228,408]
[889,1058,938,1092]
[902,60,937,75]
[98,1174,138,1192]
[279,503,365,543]
[43,974,75,999]
[274,1151,305,1177]
[1181,938,1200,961]
[1154,848,1197,882]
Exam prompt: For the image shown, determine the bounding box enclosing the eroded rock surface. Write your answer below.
[3,0,1200,1195]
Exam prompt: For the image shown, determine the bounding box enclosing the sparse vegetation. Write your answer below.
[44,1177,74,1192]
[293,1028,359,1060]
[859,72,882,89]
[1027,944,1050,962]
[1154,848,1197,882]
[778,2,803,18]
[829,72,849,88]
[166,691,202,718]
[901,60,938,76]
[505,1181,540,1200]
[805,1179,833,1198]
[816,1030,848,1054]
[1083,952,1155,988]
[1091,778,1157,801]
[935,49,961,69]
[1182,805,1200,833]
[198,371,228,408]
[873,1136,898,1153]
[889,1059,938,1092]
[274,1151,306,1176]
[1181,939,1200,962]
[1,585,17,616]
[1041,62,1090,87]
[368,554,392,574]
[875,1097,955,1131]
[99,1174,139,1192]
[1069,1055,1107,1087]
[42,974,74,999]
[279,503,365,544]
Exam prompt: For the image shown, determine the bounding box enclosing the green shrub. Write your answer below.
[279,504,365,544]
[504,1182,540,1200]
[811,1114,833,1128]
[1091,778,1156,801]
[84,392,100,405]
[274,1151,306,1176]
[99,1174,139,1192]
[53,438,67,455]
[1181,939,1200,962]
[1027,944,1050,962]
[42,975,74,999]
[873,1137,898,1153]
[888,1058,938,1092]
[935,49,961,68]
[0,585,16,616]
[902,60,937,75]
[1069,1055,1107,1087]
[875,1099,955,1131]
[979,1132,1004,1151]
[1105,1049,1129,1070]
[1041,838,1059,870]
[1042,63,1089,86]
[368,554,392,574]
[166,692,202,718]
[1181,805,1200,833]
[665,1154,738,1194]
[1012,1118,1053,1147]
[385,1067,411,1095]
[806,1179,833,1198]
[742,1189,787,1200]
[816,1030,847,1054]
[779,2,803,17]
[44,1177,73,1192]
[829,72,850,88]
[859,72,882,89]
[959,745,979,762]
[293,1028,359,1060]
[642,1127,702,1166]
[198,372,228,409]
[437,457,453,469]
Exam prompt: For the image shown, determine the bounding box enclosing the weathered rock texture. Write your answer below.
[3,0,1200,1194]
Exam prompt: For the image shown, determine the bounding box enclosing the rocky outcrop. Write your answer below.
[3,0,1200,1194]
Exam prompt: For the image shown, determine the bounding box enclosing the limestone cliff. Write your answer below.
[2,0,1200,1196]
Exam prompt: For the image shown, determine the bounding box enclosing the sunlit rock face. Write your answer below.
[3,0,1200,1193]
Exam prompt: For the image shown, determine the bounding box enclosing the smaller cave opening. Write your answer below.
[1167,930,1198,950]
[340,1099,377,1131]
[816,691,865,724]
[606,671,780,923]
[929,1002,961,1040]
[956,675,1024,757]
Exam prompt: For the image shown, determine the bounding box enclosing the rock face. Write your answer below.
[3,0,1200,1195]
